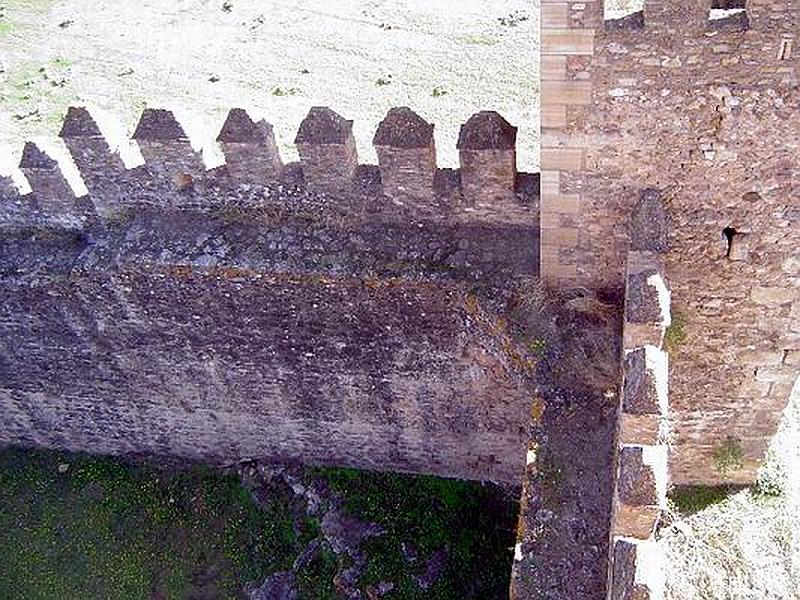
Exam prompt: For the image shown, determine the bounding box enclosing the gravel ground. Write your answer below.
[0,0,539,192]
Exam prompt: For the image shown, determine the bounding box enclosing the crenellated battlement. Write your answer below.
[0,102,541,489]
[1,105,536,229]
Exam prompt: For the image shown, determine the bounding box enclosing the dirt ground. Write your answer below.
[0,0,539,193]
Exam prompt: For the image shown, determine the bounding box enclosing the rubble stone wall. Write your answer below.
[0,106,539,485]
[542,0,800,484]
[607,190,671,600]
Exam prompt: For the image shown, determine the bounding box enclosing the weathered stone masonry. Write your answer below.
[607,190,671,600]
[0,106,539,485]
[542,0,800,484]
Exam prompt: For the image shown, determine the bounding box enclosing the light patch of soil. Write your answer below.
[0,0,539,189]
[659,383,800,600]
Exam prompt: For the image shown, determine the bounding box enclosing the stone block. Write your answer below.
[609,539,653,600]
[755,365,797,384]
[541,103,568,128]
[619,414,661,445]
[374,107,436,204]
[541,147,584,170]
[457,111,517,204]
[625,269,665,326]
[59,106,128,215]
[737,348,786,366]
[18,142,77,219]
[541,30,595,55]
[217,108,283,184]
[295,107,358,194]
[751,286,799,307]
[541,55,567,80]
[612,504,660,539]
[544,81,592,105]
[630,188,670,254]
[541,193,581,214]
[542,3,569,28]
[618,446,659,506]
[623,349,660,414]
[132,109,205,187]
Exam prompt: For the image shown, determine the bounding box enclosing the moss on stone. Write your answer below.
[669,485,741,515]
[664,311,687,353]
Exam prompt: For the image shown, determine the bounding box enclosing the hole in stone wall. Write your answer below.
[778,38,794,61]
[742,191,762,203]
[722,226,750,261]
[708,0,748,30]
[722,226,737,257]
[604,0,645,28]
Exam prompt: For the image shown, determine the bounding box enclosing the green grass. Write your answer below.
[310,467,517,599]
[713,436,744,476]
[0,449,518,599]
[0,447,312,600]
[669,485,742,515]
[0,20,14,37]
[664,311,687,353]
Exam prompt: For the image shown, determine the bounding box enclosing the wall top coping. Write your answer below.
[294,106,353,145]
[132,109,190,142]
[373,107,435,149]
[457,111,517,151]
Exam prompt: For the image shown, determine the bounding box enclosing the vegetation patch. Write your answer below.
[713,436,744,476]
[664,311,687,353]
[310,467,518,599]
[669,485,743,515]
[0,447,313,599]
[1,448,518,599]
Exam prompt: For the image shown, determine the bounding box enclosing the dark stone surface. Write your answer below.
[132,109,189,141]
[624,270,662,325]
[708,11,749,32]
[457,111,517,150]
[610,540,652,600]
[618,447,658,506]
[59,107,104,139]
[623,348,660,415]
[630,188,669,254]
[217,108,274,144]
[0,168,540,483]
[295,107,353,145]
[511,290,621,600]
[19,142,59,170]
[605,10,644,31]
[373,107,434,149]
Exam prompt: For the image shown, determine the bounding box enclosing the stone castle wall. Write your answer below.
[542,0,800,484]
[0,106,540,485]
[607,190,671,600]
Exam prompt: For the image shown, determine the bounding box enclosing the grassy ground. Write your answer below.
[314,467,518,598]
[0,448,517,599]
[0,447,313,599]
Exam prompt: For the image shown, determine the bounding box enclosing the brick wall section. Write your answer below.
[607,189,671,600]
[457,111,518,208]
[0,269,533,484]
[59,107,129,217]
[132,108,206,194]
[295,107,359,194]
[374,107,437,205]
[543,0,800,484]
